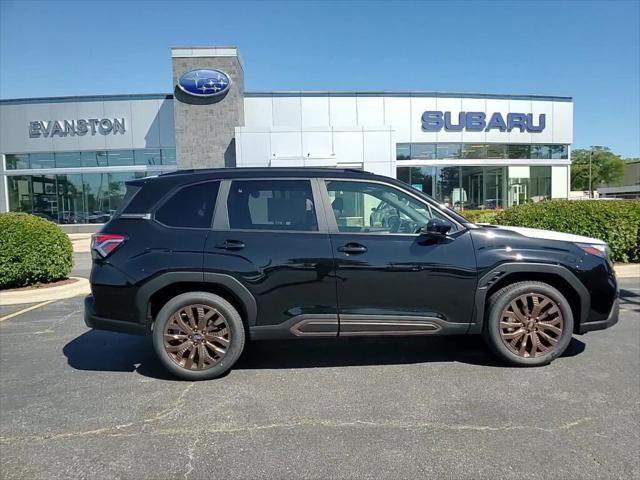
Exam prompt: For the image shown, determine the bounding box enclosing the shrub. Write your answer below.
[494,200,640,263]
[0,213,73,289]
[460,209,500,225]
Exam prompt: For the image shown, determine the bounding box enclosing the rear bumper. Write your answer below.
[84,295,148,335]
[578,295,619,334]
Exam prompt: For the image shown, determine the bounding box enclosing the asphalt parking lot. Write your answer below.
[0,274,638,479]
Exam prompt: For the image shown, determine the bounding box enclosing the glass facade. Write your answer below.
[397,165,552,210]
[396,143,568,160]
[4,148,177,223]
[6,172,151,224]
[5,148,177,169]
[396,142,561,210]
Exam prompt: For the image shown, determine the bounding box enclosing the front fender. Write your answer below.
[470,262,590,333]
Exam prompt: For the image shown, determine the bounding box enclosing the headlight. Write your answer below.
[577,243,607,258]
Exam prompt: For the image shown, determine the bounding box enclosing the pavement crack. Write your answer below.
[183,438,199,480]
[144,383,195,424]
[0,416,593,444]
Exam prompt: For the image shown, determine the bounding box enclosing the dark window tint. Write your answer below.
[508,144,531,159]
[228,180,317,231]
[30,153,54,169]
[411,143,436,160]
[5,154,29,169]
[155,182,219,228]
[396,143,410,160]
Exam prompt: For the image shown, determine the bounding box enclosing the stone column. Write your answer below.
[171,47,245,169]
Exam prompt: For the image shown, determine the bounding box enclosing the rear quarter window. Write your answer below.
[155,181,219,228]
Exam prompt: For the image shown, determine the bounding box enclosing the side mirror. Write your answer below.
[420,218,452,237]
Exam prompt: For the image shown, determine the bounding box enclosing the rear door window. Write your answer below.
[227,179,318,231]
[155,181,219,228]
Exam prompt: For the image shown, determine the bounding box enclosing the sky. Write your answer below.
[1,0,638,157]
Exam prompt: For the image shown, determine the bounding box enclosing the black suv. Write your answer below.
[85,168,619,380]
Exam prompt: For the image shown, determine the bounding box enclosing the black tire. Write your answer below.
[482,281,574,367]
[152,292,245,380]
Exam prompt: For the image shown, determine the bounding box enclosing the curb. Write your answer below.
[69,233,92,253]
[0,277,90,306]
[614,264,640,279]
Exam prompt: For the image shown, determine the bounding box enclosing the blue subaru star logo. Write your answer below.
[178,69,231,97]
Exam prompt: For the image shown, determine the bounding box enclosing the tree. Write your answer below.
[570,146,625,191]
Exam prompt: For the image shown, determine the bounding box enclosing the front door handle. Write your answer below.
[337,243,368,254]
[215,240,245,251]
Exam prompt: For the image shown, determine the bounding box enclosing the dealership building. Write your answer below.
[0,46,573,228]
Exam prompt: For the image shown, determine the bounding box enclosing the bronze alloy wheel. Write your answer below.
[498,293,564,358]
[163,304,231,370]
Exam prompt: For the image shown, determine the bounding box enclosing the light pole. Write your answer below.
[589,146,604,198]
[589,149,592,198]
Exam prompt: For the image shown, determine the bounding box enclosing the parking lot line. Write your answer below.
[0,300,56,322]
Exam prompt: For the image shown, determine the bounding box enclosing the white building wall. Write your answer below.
[552,165,570,199]
[240,94,572,172]
[0,97,175,154]
[235,124,394,174]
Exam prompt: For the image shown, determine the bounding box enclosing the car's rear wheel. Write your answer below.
[482,281,574,367]
[152,292,245,380]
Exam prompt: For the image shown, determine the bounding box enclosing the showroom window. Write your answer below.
[30,153,55,169]
[227,180,317,231]
[395,144,569,160]
[161,149,177,165]
[3,148,177,169]
[55,152,82,168]
[437,143,461,159]
[7,175,32,212]
[155,182,219,229]
[396,143,410,160]
[508,144,530,159]
[550,145,568,159]
[486,144,507,159]
[397,165,552,210]
[6,171,147,223]
[107,150,135,167]
[5,154,29,169]
[134,149,162,166]
[411,144,436,160]
[530,145,551,159]
[462,144,487,159]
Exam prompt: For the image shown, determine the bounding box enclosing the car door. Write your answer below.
[321,178,477,336]
[203,177,338,337]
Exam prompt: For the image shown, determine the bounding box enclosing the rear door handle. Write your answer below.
[337,243,368,254]
[215,240,245,251]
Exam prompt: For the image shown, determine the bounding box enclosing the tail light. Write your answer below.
[92,233,126,258]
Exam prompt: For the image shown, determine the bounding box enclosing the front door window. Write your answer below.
[325,180,451,234]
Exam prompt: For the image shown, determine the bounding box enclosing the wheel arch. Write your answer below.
[136,272,258,331]
[473,263,589,334]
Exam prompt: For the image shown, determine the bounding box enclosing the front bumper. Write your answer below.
[578,295,620,334]
[84,295,148,336]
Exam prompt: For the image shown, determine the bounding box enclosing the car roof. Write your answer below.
[129,167,388,187]
[159,167,374,179]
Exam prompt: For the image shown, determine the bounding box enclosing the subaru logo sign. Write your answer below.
[178,69,231,97]
[421,111,546,133]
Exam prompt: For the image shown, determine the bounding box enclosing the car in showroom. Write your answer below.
[85,168,619,380]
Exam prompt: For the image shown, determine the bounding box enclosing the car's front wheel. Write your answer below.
[483,281,574,367]
[152,292,245,380]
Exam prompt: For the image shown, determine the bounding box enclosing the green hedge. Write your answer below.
[460,209,500,225]
[493,200,640,263]
[0,213,73,289]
